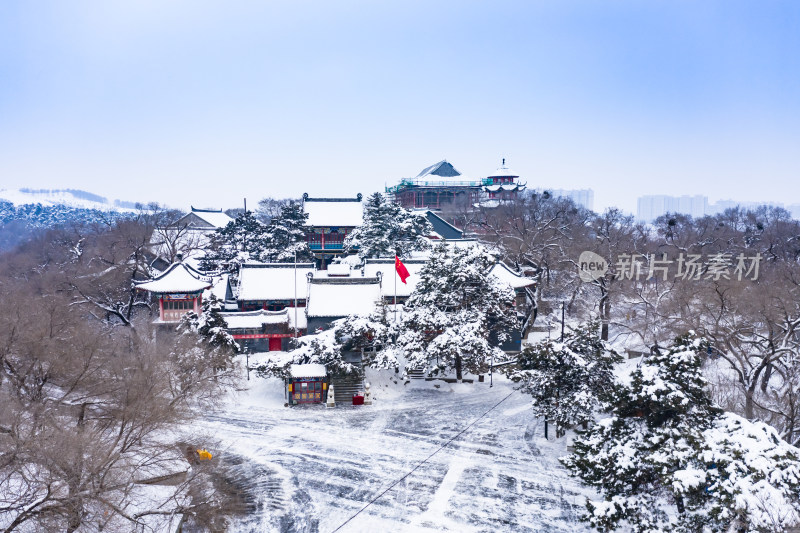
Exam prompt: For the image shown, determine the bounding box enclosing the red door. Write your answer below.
[269,337,282,351]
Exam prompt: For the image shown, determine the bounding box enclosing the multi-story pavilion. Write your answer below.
[302,193,363,267]
[388,160,486,209]
[134,258,212,322]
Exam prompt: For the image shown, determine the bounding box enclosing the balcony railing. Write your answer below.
[386,178,493,193]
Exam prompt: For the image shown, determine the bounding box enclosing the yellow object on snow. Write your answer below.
[197,449,213,460]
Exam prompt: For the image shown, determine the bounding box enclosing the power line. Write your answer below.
[329,389,516,533]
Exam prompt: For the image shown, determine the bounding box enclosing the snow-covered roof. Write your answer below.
[415,160,462,179]
[487,160,519,178]
[490,262,535,289]
[399,160,487,186]
[220,308,306,331]
[302,196,363,227]
[306,278,382,318]
[189,207,233,228]
[415,210,464,240]
[326,263,351,277]
[444,239,484,250]
[363,258,427,298]
[290,363,327,378]
[206,273,231,302]
[484,184,524,192]
[237,263,315,302]
[135,261,212,294]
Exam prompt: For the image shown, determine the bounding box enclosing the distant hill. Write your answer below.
[0,188,154,251]
[0,187,143,212]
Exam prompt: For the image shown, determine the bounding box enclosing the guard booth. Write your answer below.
[287,364,328,405]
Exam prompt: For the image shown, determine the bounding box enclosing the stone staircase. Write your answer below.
[331,368,364,404]
[406,366,426,380]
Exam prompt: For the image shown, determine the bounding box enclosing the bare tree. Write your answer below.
[149,206,209,264]
[479,192,593,331]
[0,222,242,532]
[255,197,294,224]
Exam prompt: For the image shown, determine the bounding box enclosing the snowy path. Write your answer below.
[201,375,594,533]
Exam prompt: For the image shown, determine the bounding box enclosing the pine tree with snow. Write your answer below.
[255,309,396,379]
[335,305,399,371]
[397,243,517,381]
[562,333,800,532]
[178,294,239,354]
[202,211,268,270]
[510,320,621,431]
[262,201,314,262]
[344,192,431,261]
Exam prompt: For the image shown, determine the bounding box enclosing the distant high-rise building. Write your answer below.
[636,195,707,221]
[707,199,786,215]
[635,194,800,221]
[546,188,595,211]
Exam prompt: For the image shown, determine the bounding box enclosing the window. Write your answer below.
[307,232,322,249]
[326,231,343,248]
[164,299,193,310]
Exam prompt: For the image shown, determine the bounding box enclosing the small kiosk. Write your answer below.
[287,364,328,405]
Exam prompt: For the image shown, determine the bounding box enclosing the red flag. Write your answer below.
[395,255,410,284]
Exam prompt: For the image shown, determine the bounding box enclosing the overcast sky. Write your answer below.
[1,1,798,213]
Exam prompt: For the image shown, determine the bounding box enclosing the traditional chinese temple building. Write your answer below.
[387,160,485,209]
[302,193,363,267]
[305,268,382,332]
[176,206,234,230]
[388,160,527,210]
[483,160,526,201]
[236,262,315,311]
[134,258,213,322]
[219,309,306,352]
[150,207,234,271]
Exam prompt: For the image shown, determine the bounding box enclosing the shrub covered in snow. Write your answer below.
[178,294,240,355]
[397,243,517,381]
[256,308,397,379]
[562,333,800,532]
[510,320,622,429]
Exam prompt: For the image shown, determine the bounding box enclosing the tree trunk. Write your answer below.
[600,294,610,341]
[455,353,463,382]
[760,362,773,394]
[598,278,610,341]
[744,387,755,420]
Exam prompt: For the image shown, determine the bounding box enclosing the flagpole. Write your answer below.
[394,255,397,324]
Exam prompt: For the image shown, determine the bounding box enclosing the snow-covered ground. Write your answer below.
[203,370,596,532]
